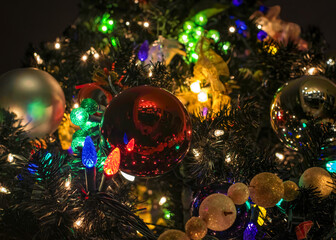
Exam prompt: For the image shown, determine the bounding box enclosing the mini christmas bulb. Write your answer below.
[207,29,220,42]
[82,136,97,168]
[183,21,195,32]
[197,91,208,102]
[326,160,336,173]
[70,107,89,126]
[71,136,86,154]
[257,30,268,41]
[178,33,189,44]
[194,13,207,26]
[80,98,98,115]
[104,147,120,176]
[126,138,135,152]
[243,222,258,240]
[138,40,149,61]
[190,81,201,93]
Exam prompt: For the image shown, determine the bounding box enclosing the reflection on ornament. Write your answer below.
[120,171,135,181]
[0,68,65,138]
[270,76,336,150]
[101,86,192,177]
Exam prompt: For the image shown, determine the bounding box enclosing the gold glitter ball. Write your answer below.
[227,182,250,205]
[158,230,189,240]
[249,172,284,208]
[185,217,207,240]
[299,167,333,198]
[199,193,237,231]
[283,181,299,201]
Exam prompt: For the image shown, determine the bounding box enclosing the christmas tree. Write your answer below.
[0,0,336,239]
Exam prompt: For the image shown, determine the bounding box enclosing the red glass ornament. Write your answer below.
[77,83,113,106]
[104,147,120,176]
[101,86,192,177]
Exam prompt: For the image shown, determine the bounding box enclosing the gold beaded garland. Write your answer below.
[249,172,284,208]
[283,181,299,201]
[299,167,333,198]
[185,217,207,240]
[227,182,250,205]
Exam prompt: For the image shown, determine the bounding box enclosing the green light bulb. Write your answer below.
[73,129,88,139]
[190,51,199,63]
[70,107,89,126]
[192,26,204,40]
[194,13,208,26]
[100,25,108,33]
[207,29,220,42]
[111,37,119,47]
[71,136,86,154]
[178,33,189,44]
[183,21,195,32]
[222,41,231,51]
[80,98,98,115]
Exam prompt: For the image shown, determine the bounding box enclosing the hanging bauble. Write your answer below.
[158,230,189,240]
[77,83,112,106]
[101,86,192,177]
[185,217,207,240]
[299,167,333,198]
[283,180,299,201]
[270,76,336,150]
[80,98,99,115]
[0,68,65,138]
[249,172,284,208]
[227,183,250,205]
[199,193,237,231]
[191,184,250,239]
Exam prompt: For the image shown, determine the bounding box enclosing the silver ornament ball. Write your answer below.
[270,75,336,150]
[0,68,65,138]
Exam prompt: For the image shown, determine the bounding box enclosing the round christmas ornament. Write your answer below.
[199,193,237,231]
[249,172,284,208]
[0,68,65,138]
[299,167,333,198]
[191,183,250,239]
[270,75,336,150]
[77,83,112,106]
[185,217,207,240]
[283,180,299,201]
[158,230,189,240]
[101,86,192,177]
[227,183,250,205]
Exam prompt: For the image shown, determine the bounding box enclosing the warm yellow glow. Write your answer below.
[126,21,130,26]
[7,153,14,163]
[190,81,201,93]
[0,186,10,194]
[74,218,83,228]
[65,177,71,190]
[81,55,88,61]
[307,67,318,75]
[55,42,61,49]
[275,152,284,161]
[229,26,236,33]
[214,129,224,137]
[197,91,208,103]
[159,196,167,205]
[93,53,100,59]
[143,22,149,28]
[73,103,79,109]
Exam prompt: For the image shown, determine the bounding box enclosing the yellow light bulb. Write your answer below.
[197,91,208,103]
[81,55,88,61]
[190,81,201,93]
[55,42,61,49]
[93,53,99,59]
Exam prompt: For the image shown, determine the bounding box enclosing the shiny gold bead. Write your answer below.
[158,230,189,240]
[227,182,249,205]
[249,172,284,208]
[185,217,207,240]
[283,180,299,201]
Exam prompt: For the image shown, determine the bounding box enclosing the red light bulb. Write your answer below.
[126,138,135,152]
[104,147,120,176]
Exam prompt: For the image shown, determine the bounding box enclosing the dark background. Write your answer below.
[0,0,335,74]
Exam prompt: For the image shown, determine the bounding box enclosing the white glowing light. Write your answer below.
[275,152,285,161]
[225,154,231,163]
[190,81,201,93]
[143,22,149,28]
[257,24,262,29]
[73,103,79,109]
[307,67,317,75]
[126,21,130,26]
[55,42,61,49]
[7,153,14,163]
[120,171,135,181]
[159,196,167,205]
[229,26,236,33]
[214,129,225,137]
[65,176,71,190]
[197,91,208,103]
[81,55,88,61]
[327,58,335,65]
[93,53,100,59]
[0,186,10,194]
[74,218,83,228]
[192,148,201,158]
[148,70,153,77]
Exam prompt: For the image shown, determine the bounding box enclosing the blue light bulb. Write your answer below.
[82,136,97,168]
